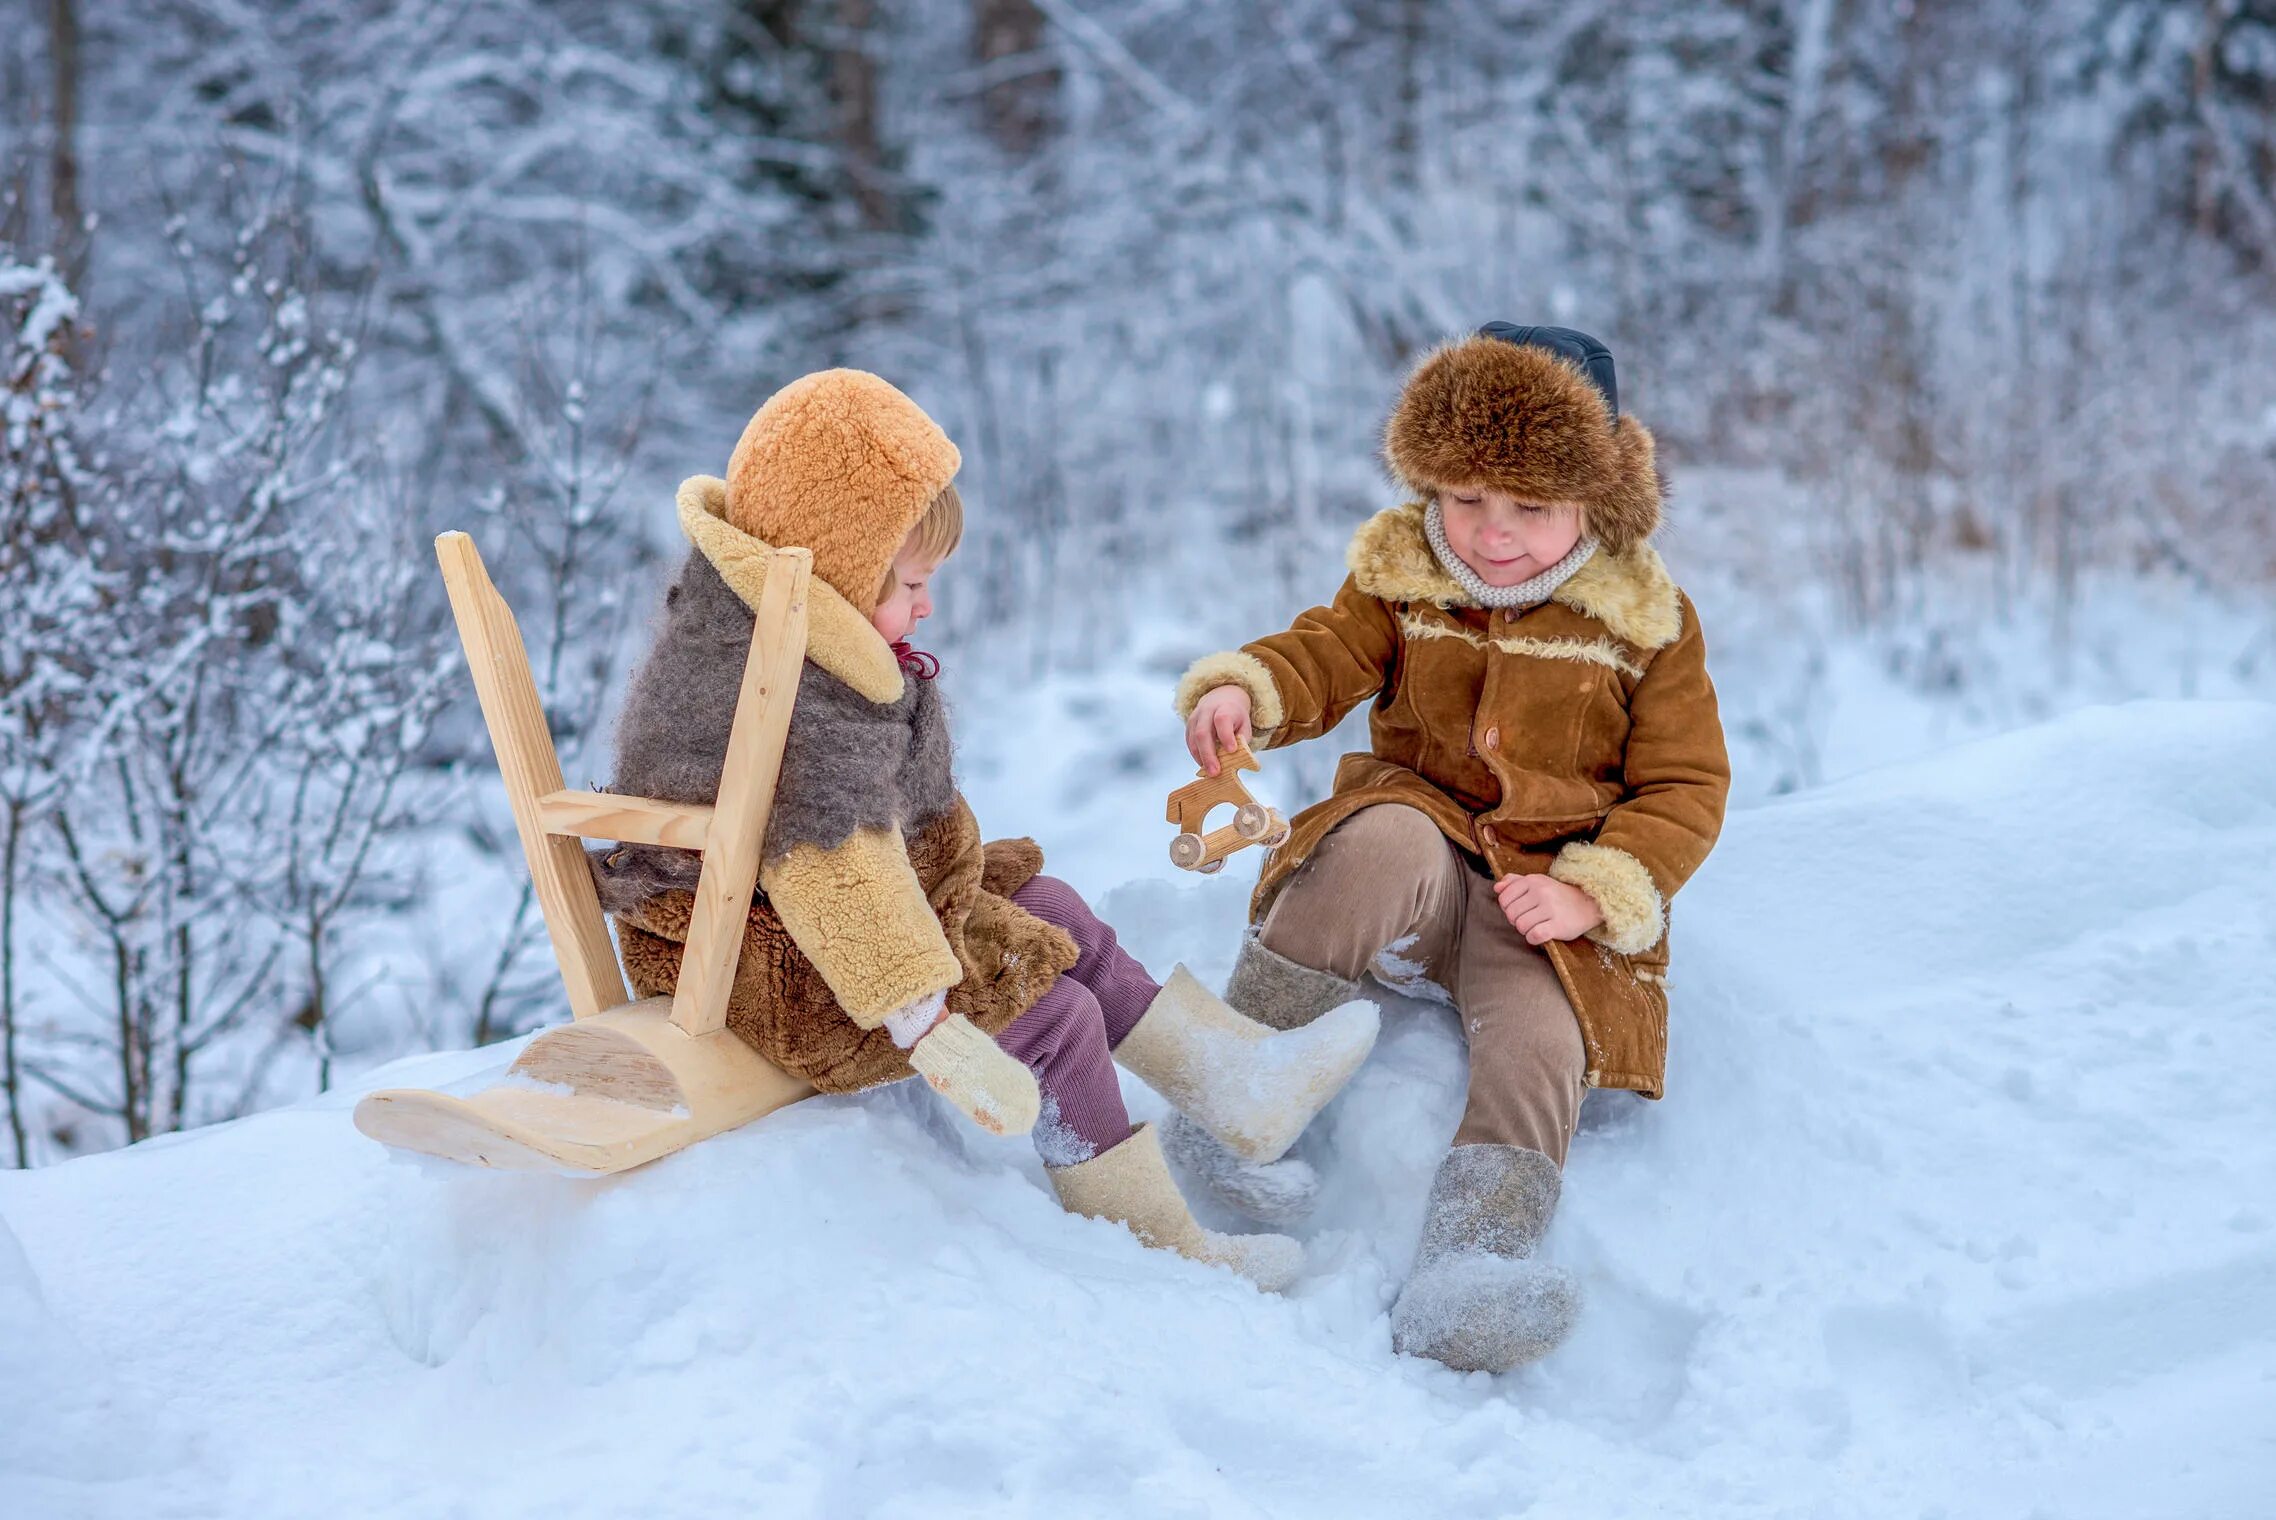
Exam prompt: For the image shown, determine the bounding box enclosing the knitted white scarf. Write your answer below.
[1422,500,1600,610]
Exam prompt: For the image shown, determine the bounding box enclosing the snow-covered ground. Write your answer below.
[5,698,2272,1517]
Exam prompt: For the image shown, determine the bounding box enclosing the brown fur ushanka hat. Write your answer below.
[725,368,961,614]
[1383,330,1663,553]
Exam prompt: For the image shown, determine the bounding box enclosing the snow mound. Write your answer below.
[5,701,2273,1518]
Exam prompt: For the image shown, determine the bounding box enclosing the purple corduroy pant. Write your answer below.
[993,875,1158,1165]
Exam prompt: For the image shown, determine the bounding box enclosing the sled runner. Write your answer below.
[1165,744,1289,874]
[352,532,817,1175]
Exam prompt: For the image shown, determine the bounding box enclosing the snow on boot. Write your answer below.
[1390,1144,1579,1373]
[1114,963,1377,1164]
[1048,1122,1304,1291]
[1160,1111,1321,1229]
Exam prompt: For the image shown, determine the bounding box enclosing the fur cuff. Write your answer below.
[1173,650,1286,735]
[978,836,1047,899]
[1549,842,1663,956]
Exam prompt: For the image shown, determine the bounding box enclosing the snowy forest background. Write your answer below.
[2,0,2271,1165]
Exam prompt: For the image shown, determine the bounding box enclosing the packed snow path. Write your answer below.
[5,701,2272,1518]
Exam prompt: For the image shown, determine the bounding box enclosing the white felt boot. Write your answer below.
[1158,941,1370,1223]
[1048,1122,1303,1291]
[1114,964,1378,1165]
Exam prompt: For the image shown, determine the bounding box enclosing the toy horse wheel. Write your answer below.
[1261,811,1290,847]
[1197,857,1226,875]
[1234,802,1272,841]
[1169,831,1208,870]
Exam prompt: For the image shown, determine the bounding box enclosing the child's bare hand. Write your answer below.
[1185,686,1253,775]
[1495,873,1603,946]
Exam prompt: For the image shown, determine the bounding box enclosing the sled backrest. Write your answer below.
[435,531,813,1038]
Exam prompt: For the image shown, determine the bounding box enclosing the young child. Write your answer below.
[589,368,1378,1291]
[1171,325,1730,1366]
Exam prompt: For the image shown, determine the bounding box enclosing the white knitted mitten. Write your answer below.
[908,1013,1040,1136]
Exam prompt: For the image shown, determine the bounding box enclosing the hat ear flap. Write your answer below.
[1586,415,1663,553]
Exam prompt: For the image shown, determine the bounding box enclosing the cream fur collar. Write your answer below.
[1346,501,1681,650]
[676,475,906,704]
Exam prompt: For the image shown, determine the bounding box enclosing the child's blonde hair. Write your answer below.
[879,482,964,598]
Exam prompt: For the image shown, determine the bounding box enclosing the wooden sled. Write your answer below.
[352,532,817,1176]
[1165,743,1288,875]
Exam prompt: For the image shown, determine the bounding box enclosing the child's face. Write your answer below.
[869,543,945,644]
[1436,487,1585,586]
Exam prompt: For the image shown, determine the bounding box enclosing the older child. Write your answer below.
[1172,325,1729,1366]
[590,368,1378,1291]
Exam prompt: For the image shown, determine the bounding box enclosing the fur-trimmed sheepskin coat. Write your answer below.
[590,476,1077,1092]
[1178,503,1727,1096]
[1178,329,1730,1097]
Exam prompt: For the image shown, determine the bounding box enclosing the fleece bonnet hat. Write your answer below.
[1383,323,1664,553]
[724,368,962,614]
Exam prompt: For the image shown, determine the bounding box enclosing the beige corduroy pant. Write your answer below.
[1254,803,1588,1165]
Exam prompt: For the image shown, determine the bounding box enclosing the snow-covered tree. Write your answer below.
[0,181,467,1155]
[0,249,103,1165]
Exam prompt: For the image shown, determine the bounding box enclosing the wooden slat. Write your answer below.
[435,531,629,1020]
[671,548,811,1037]
[538,789,716,850]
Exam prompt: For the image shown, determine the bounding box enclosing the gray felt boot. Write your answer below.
[1389,1144,1580,1372]
[1161,939,1365,1226]
[1161,1110,1324,1228]
[1223,937,1366,1032]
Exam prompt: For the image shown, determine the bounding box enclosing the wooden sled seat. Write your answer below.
[353,531,817,1176]
[356,997,810,1175]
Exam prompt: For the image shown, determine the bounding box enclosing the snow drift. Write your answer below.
[4,701,2273,1519]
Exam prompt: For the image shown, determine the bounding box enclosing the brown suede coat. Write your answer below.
[1178,503,1729,1097]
